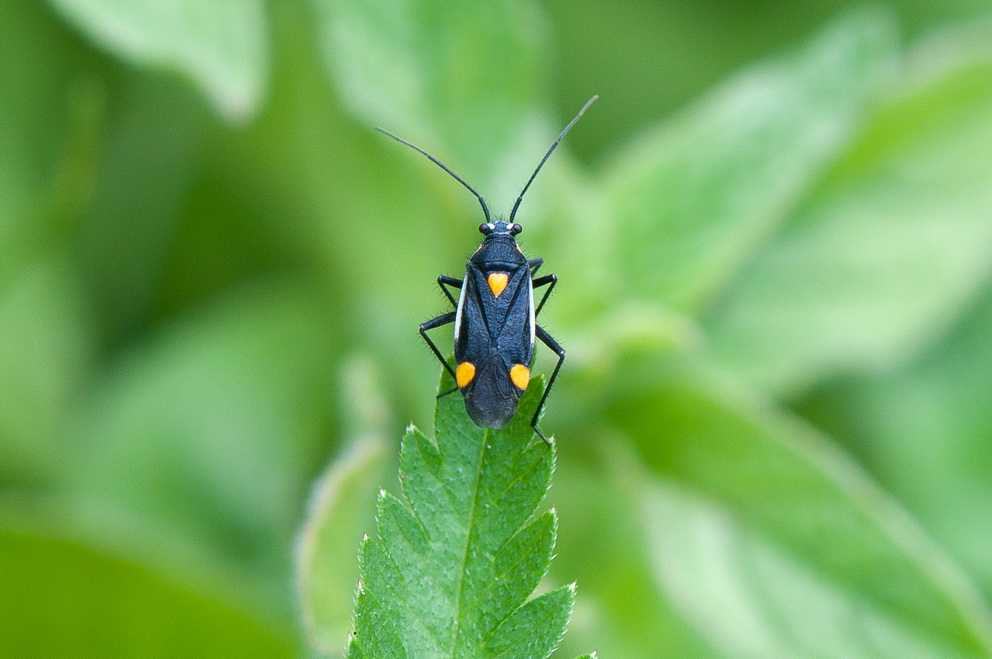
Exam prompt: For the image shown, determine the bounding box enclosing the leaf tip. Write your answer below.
[345,630,358,652]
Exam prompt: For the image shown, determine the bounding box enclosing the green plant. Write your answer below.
[4,0,992,657]
[300,374,591,657]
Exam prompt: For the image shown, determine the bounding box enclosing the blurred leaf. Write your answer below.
[0,6,103,491]
[605,8,897,311]
[642,480,988,658]
[0,259,93,488]
[799,280,992,602]
[296,356,392,657]
[0,7,102,494]
[703,31,992,393]
[344,372,582,658]
[310,0,551,193]
[550,448,717,659]
[47,0,268,120]
[608,355,992,657]
[66,283,335,608]
[74,74,212,348]
[0,2,100,230]
[0,519,294,658]
[298,438,389,657]
[512,155,614,327]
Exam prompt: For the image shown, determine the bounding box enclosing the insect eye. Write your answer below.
[510,223,523,235]
[479,223,495,235]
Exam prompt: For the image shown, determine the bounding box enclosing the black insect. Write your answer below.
[378,96,597,443]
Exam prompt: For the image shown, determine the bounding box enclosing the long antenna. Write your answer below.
[508,95,598,223]
[376,127,492,223]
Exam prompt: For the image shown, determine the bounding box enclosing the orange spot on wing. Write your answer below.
[487,272,509,297]
[509,364,530,390]
[456,362,475,388]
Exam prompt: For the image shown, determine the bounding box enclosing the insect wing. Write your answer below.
[490,266,534,365]
[455,265,533,358]
[453,269,489,363]
[452,263,536,429]
[462,357,518,429]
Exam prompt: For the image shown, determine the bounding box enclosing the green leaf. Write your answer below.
[0,517,294,658]
[608,354,992,657]
[309,0,550,192]
[605,8,897,311]
[298,437,389,656]
[641,480,984,658]
[0,2,98,225]
[343,372,583,658]
[801,280,992,602]
[75,74,210,346]
[66,283,335,603]
[0,258,93,487]
[46,0,268,120]
[703,29,992,392]
[296,356,393,656]
[550,451,716,659]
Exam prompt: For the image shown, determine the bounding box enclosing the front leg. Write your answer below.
[437,275,462,308]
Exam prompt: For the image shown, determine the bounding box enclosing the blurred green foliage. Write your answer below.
[3,0,992,657]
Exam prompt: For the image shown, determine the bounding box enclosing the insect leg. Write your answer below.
[532,324,565,446]
[532,274,557,317]
[528,258,544,276]
[437,275,462,307]
[420,311,459,397]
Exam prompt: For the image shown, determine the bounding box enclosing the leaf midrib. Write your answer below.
[449,427,491,656]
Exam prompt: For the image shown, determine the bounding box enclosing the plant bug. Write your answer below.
[378,96,597,444]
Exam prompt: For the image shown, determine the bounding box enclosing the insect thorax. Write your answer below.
[472,236,527,266]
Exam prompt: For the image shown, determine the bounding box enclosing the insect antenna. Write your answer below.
[376,127,492,223]
[508,95,598,224]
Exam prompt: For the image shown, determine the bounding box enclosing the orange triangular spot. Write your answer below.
[487,272,509,297]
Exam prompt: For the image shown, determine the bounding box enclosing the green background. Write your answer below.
[3,0,992,656]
